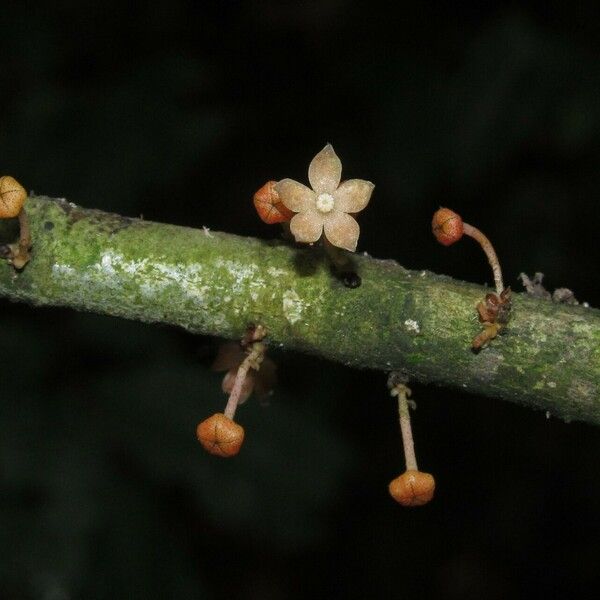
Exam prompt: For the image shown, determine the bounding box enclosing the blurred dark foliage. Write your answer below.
[1,1,599,598]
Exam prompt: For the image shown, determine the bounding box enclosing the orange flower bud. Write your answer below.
[253,180,294,224]
[0,176,27,219]
[196,413,245,457]
[432,207,463,246]
[388,470,435,507]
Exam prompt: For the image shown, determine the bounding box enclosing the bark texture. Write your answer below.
[1,196,599,425]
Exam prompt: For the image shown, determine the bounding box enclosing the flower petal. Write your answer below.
[274,179,316,212]
[323,211,360,252]
[333,179,374,214]
[308,144,342,194]
[289,210,324,244]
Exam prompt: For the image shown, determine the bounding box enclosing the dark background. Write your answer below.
[1,2,599,598]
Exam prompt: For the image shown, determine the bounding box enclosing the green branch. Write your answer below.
[2,196,599,425]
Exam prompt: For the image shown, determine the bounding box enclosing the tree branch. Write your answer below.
[1,196,599,425]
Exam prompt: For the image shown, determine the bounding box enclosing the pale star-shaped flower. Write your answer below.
[274,144,374,252]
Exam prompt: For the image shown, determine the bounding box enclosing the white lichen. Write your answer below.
[52,263,76,277]
[99,252,118,276]
[214,259,265,296]
[282,289,304,324]
[267,266,287,278]
[53,250,210,306]
[404,319,420,334]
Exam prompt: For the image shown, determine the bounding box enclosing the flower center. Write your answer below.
[316,193,335,213]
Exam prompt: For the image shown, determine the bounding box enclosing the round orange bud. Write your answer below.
[196,413,245,458]
[253,180,295,224]
[432,207,463,246]
[0,176,27,218]
[388,470,435,507]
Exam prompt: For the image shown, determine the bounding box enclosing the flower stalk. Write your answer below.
[387,374,435,507]
[197,326,269,457]
[223,337,266,419]
[462,222,504,295]
[389,378,419,471]
[11,209,32,269]
[396,384,418,471]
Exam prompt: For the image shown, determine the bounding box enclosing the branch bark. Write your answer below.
[1,196,599,425]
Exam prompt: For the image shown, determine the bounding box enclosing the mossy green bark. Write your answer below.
[1,196,599,425]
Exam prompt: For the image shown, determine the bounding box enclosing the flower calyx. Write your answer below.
[196,413,245,458]
[432,207,463,246]
[0,175,32,270]
[389,470,436,507]
[253,180,294,224]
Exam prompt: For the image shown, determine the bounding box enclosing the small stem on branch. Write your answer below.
[323,237,360,288]
[224,340,266,419]
[9,208,33,269]
[18,209,31,255]
[463,222,503,295]
[224,359,251,419]
[396,384,418,471]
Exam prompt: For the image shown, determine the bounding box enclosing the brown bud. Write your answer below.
[388,470,435,507]
[196,413,245,457]
[253,181,294,224]
[432,207,463,246]
[0,176,27,218]
[472,323,501,350]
